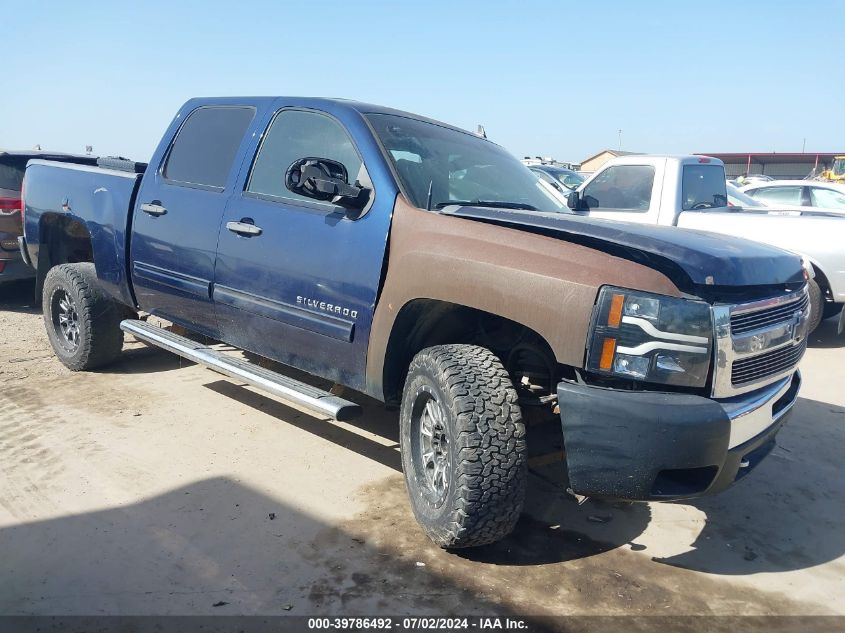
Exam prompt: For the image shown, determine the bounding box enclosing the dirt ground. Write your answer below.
[1,279,843,618]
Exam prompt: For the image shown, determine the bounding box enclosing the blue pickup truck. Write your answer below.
[20,97,810,548]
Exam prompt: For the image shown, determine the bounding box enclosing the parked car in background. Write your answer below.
[528,164,586,192]
[722,183,845,322]
[568,155,845,331]
[1,150,97,286]
[727,183,844,216]
[732,174,774,186]
[740,180,845,211]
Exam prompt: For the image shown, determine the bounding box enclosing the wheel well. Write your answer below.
[35,215,94,300]
[382,299,570,407]
[811,263,833,302]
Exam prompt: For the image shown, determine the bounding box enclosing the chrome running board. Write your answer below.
[120,319,361,421]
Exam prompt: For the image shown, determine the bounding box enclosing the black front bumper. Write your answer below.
[557,372,800,501]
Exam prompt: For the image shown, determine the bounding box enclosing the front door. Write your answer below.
[130,104,257,336]
[212,104,391,389]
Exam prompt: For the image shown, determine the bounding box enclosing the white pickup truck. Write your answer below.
[567,155,845,332]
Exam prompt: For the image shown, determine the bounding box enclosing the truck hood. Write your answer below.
[443,206,805,291]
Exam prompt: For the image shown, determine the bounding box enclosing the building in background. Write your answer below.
[578,149,640,173]
[697,152,843,179]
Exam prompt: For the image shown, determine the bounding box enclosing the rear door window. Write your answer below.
[163,106,256,190]
[809,187,845,209]
[682,164,728,210]
[582,165,654,211]
[750,186,803,206]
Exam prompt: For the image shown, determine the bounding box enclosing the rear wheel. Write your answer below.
[399,344,526,548]
[43,263,126,370]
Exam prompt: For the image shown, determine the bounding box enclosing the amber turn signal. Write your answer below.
[599,337,616,370]
[607,293,625,328]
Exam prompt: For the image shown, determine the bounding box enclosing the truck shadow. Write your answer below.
[0,475,825,620]
[0,279,38,314]
[653,396,845,575]
[0,477,523,617]
[456,483,653,567]
[808,316,844,349]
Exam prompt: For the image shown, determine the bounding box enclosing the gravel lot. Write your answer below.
[1,279,843,618]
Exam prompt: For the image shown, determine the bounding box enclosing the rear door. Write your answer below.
[212,102,391,389]
[808,185,845,210]
[130,104,257,336]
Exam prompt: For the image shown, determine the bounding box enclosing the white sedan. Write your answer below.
[727,183,843,216]
[723,183,845,326]
[740,180,845,211]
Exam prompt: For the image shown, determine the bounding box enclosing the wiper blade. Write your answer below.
[435,200,538,211]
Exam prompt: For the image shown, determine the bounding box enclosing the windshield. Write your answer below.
[682,164,728,210]
[366,114,568,212]
[546,168,585,190]
[726,183,765,207]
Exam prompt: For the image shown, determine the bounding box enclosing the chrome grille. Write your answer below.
[731,292,809,334]
[711,286,810,397]
[732,339,807,386]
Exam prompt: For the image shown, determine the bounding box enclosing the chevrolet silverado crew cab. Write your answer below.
[566,154,845,334]
[21,98,809,548]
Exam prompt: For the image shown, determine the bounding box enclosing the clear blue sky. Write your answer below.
[5,0,843,162]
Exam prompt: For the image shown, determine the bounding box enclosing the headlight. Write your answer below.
[586,287,713,388]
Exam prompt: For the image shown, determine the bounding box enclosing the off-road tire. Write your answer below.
[42,263,125,370]
[399,344,526,548]
[808,278,824,333]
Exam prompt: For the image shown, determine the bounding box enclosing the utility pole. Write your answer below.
[802,138,806,153]
[618,129,622,151]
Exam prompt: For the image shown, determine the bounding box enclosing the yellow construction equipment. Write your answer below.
[820,156,845,183]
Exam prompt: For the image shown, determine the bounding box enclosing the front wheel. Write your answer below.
[399,344,526,548]
[43,263,126,371]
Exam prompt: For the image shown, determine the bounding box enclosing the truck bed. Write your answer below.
[23,160,145,307]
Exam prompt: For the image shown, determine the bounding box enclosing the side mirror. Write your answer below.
[566,190,582,211]
[285,157,370,209]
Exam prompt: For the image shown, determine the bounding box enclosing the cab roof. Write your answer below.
[185,96,476,137]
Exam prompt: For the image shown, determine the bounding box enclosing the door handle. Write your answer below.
[140,201,167,216]
[226,220,263,237]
